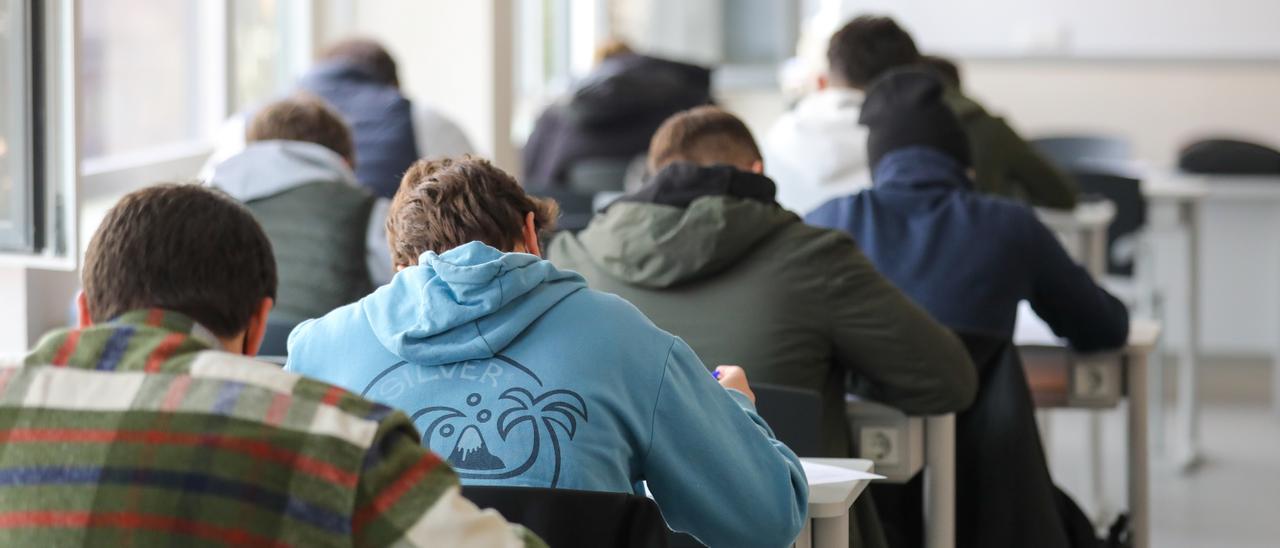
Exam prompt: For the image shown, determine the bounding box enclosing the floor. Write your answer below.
[1043,356,1280,548]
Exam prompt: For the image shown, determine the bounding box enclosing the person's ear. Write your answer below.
[76,291,92,328]
[750,159,765,174]
[241,297,273,357]
[522,211,541,257]
[816,73,829,91]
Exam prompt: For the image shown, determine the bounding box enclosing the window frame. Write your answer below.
[0,0,36,251]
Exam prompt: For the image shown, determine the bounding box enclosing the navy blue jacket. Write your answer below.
[806,146,1128,351]
[298,61,419,199]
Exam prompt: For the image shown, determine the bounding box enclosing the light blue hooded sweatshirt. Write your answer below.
[286,242,808,547]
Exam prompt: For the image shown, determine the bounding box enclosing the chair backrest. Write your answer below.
[1069,171,1146,277]
[1178,138,1280,175]
[1032,135,1133,175]
[258,316,296,360]
[461,485,671,548]
[567,156,635,194]
[752,383,823,457]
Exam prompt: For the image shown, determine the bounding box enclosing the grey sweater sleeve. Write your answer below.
[824,235,978,414]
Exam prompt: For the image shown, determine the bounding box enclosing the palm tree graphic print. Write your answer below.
[362,355,589,488]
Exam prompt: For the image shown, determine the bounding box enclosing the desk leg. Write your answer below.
[794,518,813,548]
[925,414,956,548]
[812,514,849,548]
[1175,201,1202,471]
[1128,352,1150,548]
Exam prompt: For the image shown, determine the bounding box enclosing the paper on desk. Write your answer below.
[1013,301,1065,346]
[801,461,884,486]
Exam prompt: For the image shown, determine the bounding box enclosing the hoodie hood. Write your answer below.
[208,140,357,202]
[567,54,712,128]
[873,146,974,192]
[574,165,797,288]
[763,88,873,213]
[360,241,586,366]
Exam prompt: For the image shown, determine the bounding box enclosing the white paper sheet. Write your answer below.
[800,461,884,486]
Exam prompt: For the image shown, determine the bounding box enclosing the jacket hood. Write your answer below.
[360,241,586,366]
[574,165,796,288]
[943,89,986,122]
[207,140,357,201]
[567,54,712,127]
[763,88,872,212]
[873,146,974,191]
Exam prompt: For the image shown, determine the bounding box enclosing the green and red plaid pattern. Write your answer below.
[1,309,541,548]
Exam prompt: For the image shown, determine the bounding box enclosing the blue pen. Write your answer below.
[712,369,721,380]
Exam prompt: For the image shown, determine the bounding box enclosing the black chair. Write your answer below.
[1178,138,1280,175]
[258,316,296,362]
[529,188,597,233]
[566,156,635,195]
[1032,135,1134,176]
[1070,171,1146,277]
[462,485,671,548]
[751,382,824,457]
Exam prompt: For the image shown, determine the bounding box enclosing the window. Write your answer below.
[78,0,219,162]
[231,0,312,112]
[0,0,34,251]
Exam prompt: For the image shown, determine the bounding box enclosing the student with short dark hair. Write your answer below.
[550,106,978,548]
[286,156,809,548]
[766,15,1077,213]
[202,37,474,199]
[806,68,1128,548]
[7,184,541,548]
[208,94,391,324]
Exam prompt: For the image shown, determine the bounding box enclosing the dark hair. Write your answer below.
[386,156,559,266]
[319,37,400,87]
[648,106,762,172]
[246,93,355,165]
[920,54,962,89]
[82,184,278,338]
[827,16,921,89]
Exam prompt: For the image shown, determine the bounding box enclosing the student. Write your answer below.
[522,40,712,191]
[207,94,391,323]
[806,68,1128,548]
[6,184,540,548]
[766,15,1077,213]
[548,106,977,548]
[202,38,474,199]
[286,156,808,548]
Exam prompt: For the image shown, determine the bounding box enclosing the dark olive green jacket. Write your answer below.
[548,183,977,460]
[945,89,1079,210]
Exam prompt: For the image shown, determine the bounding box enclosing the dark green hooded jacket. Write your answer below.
[549,164,977,548]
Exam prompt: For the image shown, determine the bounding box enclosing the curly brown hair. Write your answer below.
[386,156,559,266]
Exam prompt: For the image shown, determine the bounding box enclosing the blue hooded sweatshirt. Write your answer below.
[286,242,807,547]
[806,146,1128,351]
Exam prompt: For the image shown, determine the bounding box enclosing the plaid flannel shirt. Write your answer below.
[0,309,543,548]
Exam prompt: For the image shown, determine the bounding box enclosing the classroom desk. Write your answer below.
[794,458,877,548]
[1017,318,1161,548]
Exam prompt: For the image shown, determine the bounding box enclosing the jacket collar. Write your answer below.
[24,309,221,372]
[872,146,975,192]
[615,162,778,209]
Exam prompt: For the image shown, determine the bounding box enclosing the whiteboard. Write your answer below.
[834,0,1280,59]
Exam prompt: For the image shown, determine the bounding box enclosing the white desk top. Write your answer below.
[1014,301,1162,352]
[1036,200,1117,232]
[1144,170,1280,201]
[800,458,878,519]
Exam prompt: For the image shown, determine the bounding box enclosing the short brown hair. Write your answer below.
[246,93,355,165]
[827,16,921,89]
[319,37,399,87]
[83,184,277,338]
[386,156,558,266]
[648,106,762,172]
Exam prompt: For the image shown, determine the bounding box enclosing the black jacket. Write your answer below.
[522,55,712,190]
